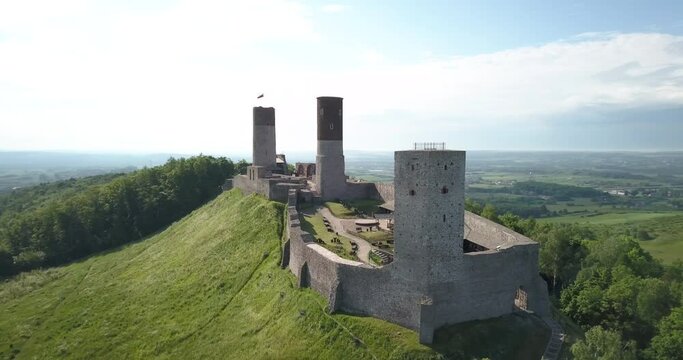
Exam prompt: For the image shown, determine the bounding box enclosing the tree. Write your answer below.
[538,225,587,290]
[0,155,235,275]
[464,198,483,215]
[646,307,683,360]
[0,246,13,276]
[562,281,606,326]
[480,204,497,222]
[499,212,522,233]
[571,326,637,360]
[236,159,250,175]
[637,278,676,326]
[582,235,662,278]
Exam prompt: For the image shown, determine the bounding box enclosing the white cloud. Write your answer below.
[304,33,683,150]
[331,32,683,122]
[321,4,347,13]
[0,0,682,153]
[359,50,385,65]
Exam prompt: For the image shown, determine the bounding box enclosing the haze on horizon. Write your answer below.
[1,0,683,155]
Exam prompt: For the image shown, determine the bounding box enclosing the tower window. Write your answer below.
[330,123,334,130]
[409,190,415,196]
[443,214,446,222]
[441,186,449,194]
[411,164,414,171]
[444,165,447,170]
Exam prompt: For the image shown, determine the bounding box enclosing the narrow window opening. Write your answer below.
[411,164,414,171]
[442,214,446,222]
[330,123,334,130]
[441,186,449,194]
[514,287,528,311]
[444,165,448,170]
[409,190,416,196]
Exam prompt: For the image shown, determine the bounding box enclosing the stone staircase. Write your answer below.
[370,249,394,265]
[541,316,565,360]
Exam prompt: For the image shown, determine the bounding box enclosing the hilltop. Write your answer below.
[0,190,548,359]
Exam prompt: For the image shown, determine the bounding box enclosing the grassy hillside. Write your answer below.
[0,190,548,359]
[634,215,683,264]
[538,213,683,264]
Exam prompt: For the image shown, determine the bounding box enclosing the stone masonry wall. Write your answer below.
[344,182,379,200]
[233,175,306,203]
[285,193,425,330]
[373,182,395,202]
[283,161,549,344]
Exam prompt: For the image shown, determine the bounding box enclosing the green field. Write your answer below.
[538,211,683,264]
[630,215,683,264]
[325,199,383,219]
[0,190,549,359]
[324,201,356,218]
[538,211,683,225]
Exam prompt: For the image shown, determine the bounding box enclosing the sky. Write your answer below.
[1,0,683,155]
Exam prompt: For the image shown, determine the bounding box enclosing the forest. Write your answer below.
[0,156,235,276]
[466,199,683,359]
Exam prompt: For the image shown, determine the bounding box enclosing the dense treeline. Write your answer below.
[467,195,552,218]
[0,173,125,217]
[511,181,605,200]
[467,181,609,218]
[466,199,683,359]
[0,156,235,276]
[471,181,606,201]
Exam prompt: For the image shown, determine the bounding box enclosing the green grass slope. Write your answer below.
[634,215,683,264]
[0,190,548,359]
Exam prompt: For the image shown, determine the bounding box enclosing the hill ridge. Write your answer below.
[0,190,547,359]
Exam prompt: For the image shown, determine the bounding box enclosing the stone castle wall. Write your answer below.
[343,182,379,200]
[234,175,307,203]
[283,180,549,343]
[285,196,425,329]
[372,182,394,202]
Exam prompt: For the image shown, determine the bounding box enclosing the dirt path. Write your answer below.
[318,207,376,266]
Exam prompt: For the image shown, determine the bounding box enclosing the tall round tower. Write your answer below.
[252,107,276,172]
[315,97,346,199]
[393,146,466,283]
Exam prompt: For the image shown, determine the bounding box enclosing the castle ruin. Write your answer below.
[232,96,550,343]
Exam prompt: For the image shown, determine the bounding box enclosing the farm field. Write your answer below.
[538,211,683,225]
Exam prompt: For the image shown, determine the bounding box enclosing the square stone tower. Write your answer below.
[393,145,466,283]
[315,97,346,199]
[252,107,276,175]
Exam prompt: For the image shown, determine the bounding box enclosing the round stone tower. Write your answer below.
[315,97,346,199]
[252,107,276,172]
[393,146,466,283]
